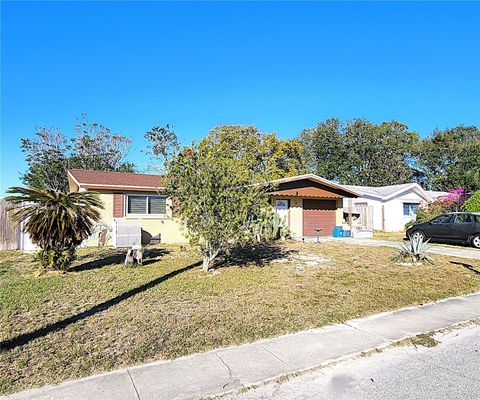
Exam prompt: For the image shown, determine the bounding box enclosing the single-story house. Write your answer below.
[68,170,360,245]
[68,169,187,245]
[342,183,444,232]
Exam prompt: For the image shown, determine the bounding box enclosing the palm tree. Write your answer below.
[6,187,103,271]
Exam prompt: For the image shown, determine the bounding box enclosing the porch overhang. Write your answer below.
[267,176,358,199]
[269,187,345,198]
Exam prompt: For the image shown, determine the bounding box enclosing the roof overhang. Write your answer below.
[345,183,432,202]
[77,184,164,192]
[266,174,361,198]
[270,187,346,198]
[67,170,164,192]
[382,183,431,202]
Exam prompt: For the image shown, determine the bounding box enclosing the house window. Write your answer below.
[127,195,166,215]
[403,203,418,216]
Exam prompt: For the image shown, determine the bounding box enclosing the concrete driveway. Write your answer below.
[330,237,480,260]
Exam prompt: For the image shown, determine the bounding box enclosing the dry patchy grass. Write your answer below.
[1,241,480,395]
[373,230,406,241]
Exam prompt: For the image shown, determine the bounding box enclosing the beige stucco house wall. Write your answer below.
[84,191,187,246]
[68,169,188,246]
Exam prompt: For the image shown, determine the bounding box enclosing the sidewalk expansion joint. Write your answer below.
[257,344,293,369]
[343,322,393,343]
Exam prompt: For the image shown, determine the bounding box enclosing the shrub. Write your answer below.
[394,236,434,265]
[405,193,462,230]
[462,190,480,212]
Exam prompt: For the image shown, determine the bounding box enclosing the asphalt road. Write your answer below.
[224,323,480,400]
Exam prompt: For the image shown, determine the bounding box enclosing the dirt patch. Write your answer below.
[271,252,331,274]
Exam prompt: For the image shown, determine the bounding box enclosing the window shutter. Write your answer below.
[148,196,166,214]
[128,196,147,214]
[113,194,124,218]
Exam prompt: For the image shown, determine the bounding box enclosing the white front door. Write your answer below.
[275,199,289,227]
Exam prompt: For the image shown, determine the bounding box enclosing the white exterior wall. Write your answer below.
[382,192,428,232]
[344,190,429,232]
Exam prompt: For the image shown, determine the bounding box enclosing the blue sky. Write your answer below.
[1,1,479,194]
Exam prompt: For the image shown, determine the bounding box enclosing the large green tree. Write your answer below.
[341,119,419,186]
[416,125,480,191]
[299,118,345,181]
[204,125,307,180]
[299,118,419,186]
[166,142,272,271]
[21,114,135,192]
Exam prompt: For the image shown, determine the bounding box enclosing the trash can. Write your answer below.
[332,226,344,237]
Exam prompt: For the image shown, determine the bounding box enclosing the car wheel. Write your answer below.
[410,230,426,242]
[472,234,480,249]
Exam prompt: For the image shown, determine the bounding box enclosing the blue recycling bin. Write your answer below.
[332,226,343,237]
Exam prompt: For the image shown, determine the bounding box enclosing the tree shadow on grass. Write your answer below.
[142,248,172,266]
[450,261,480,276]
[218,242,297,269]
[70,248,170,272]
[0,260,201,351]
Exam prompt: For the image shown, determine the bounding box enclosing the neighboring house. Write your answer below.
[67,169,188,245]
[342,183,434,232]
[68,170,360,245]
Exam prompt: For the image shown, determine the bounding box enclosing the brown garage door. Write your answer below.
[303,199,337,236]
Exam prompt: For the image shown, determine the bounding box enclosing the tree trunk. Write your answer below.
[202,246,219,272]
[125,246,143,266]
[202,256,211,272]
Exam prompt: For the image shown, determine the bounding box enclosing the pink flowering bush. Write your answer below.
[405,188,466,229]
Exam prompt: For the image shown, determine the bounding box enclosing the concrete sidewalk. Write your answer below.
[330,237,480,260]
[5,292,480,400]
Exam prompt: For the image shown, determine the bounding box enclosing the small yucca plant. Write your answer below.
[6,187,103,271]
[394,236,434,265]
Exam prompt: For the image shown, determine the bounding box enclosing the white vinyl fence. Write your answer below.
[112,219,142,248]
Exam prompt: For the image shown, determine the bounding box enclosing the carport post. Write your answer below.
[348,208,352,231]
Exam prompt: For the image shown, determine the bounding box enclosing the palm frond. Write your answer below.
[5,187,103,249]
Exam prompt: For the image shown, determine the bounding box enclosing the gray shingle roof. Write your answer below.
[424,190,450,200]
[342,183,416,199]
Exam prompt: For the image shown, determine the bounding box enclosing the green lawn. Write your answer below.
[1,241,480,395]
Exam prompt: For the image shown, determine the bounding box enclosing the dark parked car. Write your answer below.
[406,212,480,249]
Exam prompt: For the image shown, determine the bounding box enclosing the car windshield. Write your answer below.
[431,215,454,224]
